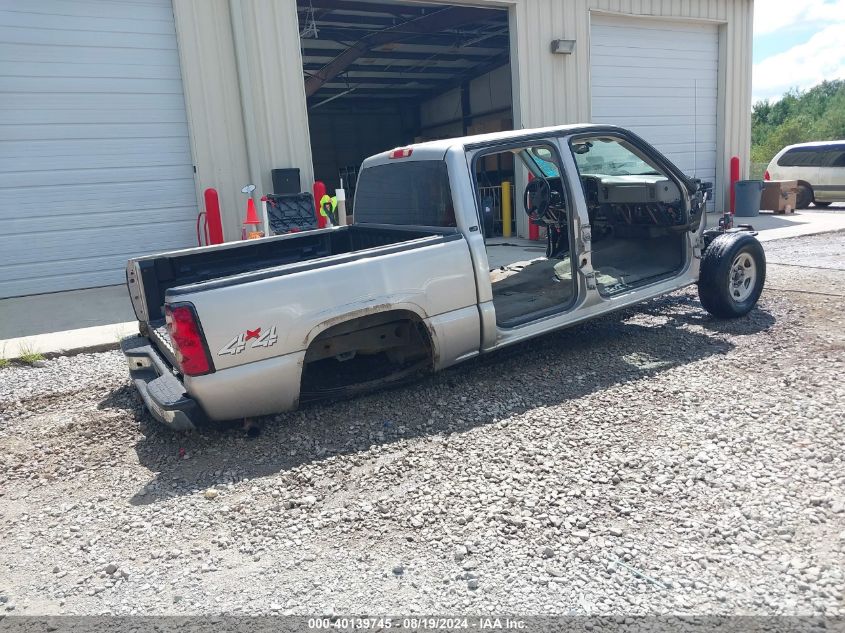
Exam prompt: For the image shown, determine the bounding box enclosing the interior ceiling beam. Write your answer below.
[304,6,496,97]
[300,12,420,29]
[320,76,445,85]
[301,48,497,66]
[301,0,428,18]
[308,89,424,99]
[304,13,508,32]
[303,62,475,75]
[303,27,507,48]
[300,33,509,59]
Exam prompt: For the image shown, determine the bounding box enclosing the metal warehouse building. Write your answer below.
[0,0,753,299]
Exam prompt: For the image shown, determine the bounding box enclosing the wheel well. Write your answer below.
[307,310,432,359]
[300,310,434,402]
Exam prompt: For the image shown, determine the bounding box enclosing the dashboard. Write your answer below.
[580,174,681,206]
[527,173,686,239]
[579,174,684,234]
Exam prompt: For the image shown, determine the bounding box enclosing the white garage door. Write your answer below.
[590,14,718,207]
[0,0,198,298]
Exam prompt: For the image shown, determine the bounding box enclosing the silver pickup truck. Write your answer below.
[122,124,765,430]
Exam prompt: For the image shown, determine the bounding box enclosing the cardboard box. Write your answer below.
[760,180,798,214]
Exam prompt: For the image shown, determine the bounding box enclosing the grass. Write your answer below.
[0,343,8,369]
[15,341,45,365]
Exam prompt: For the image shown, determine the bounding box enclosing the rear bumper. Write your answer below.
[121,335,207,431]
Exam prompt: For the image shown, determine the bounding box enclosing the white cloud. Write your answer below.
[753,21,845,102]
[754,0,845,35]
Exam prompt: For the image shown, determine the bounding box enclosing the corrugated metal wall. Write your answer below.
[173,0,752,229]
[510,0,753,211]
[235,0,315,196]
[173,0,314,240]
[173,0,249,242]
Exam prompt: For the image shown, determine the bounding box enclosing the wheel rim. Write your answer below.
[729,252,757,302]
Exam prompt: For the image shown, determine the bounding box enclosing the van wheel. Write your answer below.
[698,233,766,318]
[796,184,813,209]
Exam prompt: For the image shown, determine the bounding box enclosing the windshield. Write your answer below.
[571,138,661,176]
[354,161,455,227]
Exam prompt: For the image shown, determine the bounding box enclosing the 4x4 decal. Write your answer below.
[218,326,278,356]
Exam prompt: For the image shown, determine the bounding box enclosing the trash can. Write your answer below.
[734,180,764,217]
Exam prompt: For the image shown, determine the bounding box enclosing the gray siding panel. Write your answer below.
[0,0,197,298]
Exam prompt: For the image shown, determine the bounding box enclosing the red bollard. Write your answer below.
[313,181,327,228]
[204,188,224,244]
[729,156,740,216]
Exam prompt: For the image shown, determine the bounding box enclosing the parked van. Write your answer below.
[765,141,845,208]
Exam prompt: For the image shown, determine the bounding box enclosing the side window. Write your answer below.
[811,147,829,167]
[778,147,825,167]
[824,147,845,168]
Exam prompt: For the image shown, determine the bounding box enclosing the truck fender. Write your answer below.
[302,303,438,365]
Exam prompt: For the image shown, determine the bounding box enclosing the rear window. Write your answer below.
[354,161,455,227]
[777,146,828,167]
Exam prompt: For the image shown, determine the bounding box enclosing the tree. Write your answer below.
[752,80,845,167]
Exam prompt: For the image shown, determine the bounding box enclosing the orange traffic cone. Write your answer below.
[242,198,264,240]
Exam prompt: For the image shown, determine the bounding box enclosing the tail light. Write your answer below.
[389,147,413,159]
[165,303,213,376]
[764,170,770,181]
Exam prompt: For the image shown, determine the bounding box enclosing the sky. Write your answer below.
[753,0,845,103]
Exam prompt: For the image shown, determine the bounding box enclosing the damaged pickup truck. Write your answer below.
[122,125,765,430]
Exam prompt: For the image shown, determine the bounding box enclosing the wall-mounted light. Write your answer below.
[550,39,575,54]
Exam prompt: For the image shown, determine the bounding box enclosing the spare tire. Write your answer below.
[698,232,766,318]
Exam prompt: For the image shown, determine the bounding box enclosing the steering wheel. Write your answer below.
[524,178,551,221]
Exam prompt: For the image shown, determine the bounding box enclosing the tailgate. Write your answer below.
[148,320,178,368]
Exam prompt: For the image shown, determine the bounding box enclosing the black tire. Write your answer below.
[813,201,832,208]
[796,184,813,209]
[698,232,766,318]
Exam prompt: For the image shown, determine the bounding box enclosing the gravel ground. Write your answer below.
[0,232,843,617]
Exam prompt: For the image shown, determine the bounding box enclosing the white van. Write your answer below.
[765,141,845,208]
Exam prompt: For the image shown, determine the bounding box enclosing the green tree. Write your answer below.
[752,80,845,169]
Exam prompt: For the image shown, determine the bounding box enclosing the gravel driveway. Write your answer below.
[1,232,843,617]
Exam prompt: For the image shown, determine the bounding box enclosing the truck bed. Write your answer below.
[127,224,458,323]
